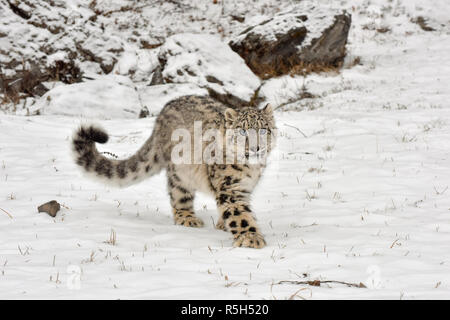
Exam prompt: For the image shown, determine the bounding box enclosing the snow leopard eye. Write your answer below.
[239,128,247,136]
[259,128,267,135]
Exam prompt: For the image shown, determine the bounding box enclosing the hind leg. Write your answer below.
[167,168,204,228]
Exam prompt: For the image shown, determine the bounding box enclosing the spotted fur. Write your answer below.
[72,95,276,248]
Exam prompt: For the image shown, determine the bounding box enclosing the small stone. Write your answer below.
[38,200,61,217]
[139,106,150,118]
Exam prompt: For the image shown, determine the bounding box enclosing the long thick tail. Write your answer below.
[72,125,163,187]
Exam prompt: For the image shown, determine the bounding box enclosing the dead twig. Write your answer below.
[276,279,366,288]
[390,238,400,248]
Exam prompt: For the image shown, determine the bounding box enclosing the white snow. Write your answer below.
[1,0,450,300]
[138,83,209,117]
[27,75,142,119]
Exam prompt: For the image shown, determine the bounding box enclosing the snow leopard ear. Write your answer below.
[224,108,237,127]
[262,103,273,115]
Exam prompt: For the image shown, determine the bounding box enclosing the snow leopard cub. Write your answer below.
[72,95,276,248]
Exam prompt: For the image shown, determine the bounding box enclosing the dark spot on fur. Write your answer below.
[128,158,139,172]
[145,165,150,172]
[243,205,251,212]
[95,158,113,178]
[176,185,189,194]
[229,221,237,228]
[179,196,193,204]
[77,126,108,144]
[241,220,249,228]
[79,151,93,169]
[116,162,127,178]
[233,208,241,216]
[219,194,228,204]
[249,227,256,232]
[154,154,159,163]
[231,164,243,171]
[168,177,175,188]
[73,139,86,153]
[234,194,245,200]
[223,210,231,219]
[231,230,237,234]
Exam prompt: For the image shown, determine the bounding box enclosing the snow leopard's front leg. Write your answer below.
[212,169,266,248]
[216,194,265,248]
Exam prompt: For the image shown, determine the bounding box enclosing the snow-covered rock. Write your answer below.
[229,2,351,78]
[157,33,261,107]
[28,75,210,119]
[30,75,142,119]
[0,0,291,106]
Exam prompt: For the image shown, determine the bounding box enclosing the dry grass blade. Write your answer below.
[104,229,117,246]
[0,207,13,219]
[284,123,308,138]
[288,287,310,300]
[390,238,400,248]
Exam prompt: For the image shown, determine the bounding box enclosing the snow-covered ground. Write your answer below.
[1,0,450,299]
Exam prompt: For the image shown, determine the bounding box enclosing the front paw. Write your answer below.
[174,215,204,228]
[233,232,266,248]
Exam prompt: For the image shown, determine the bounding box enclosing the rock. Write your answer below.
[139,106,150,118]
[231,15,245,23]
[38,200,61,217]
[0,62,50,103]
[157,33,261,107]
[149,65,164,86]
[229,3,351,79]
[411,16,435,32]
[46,58,83,84]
